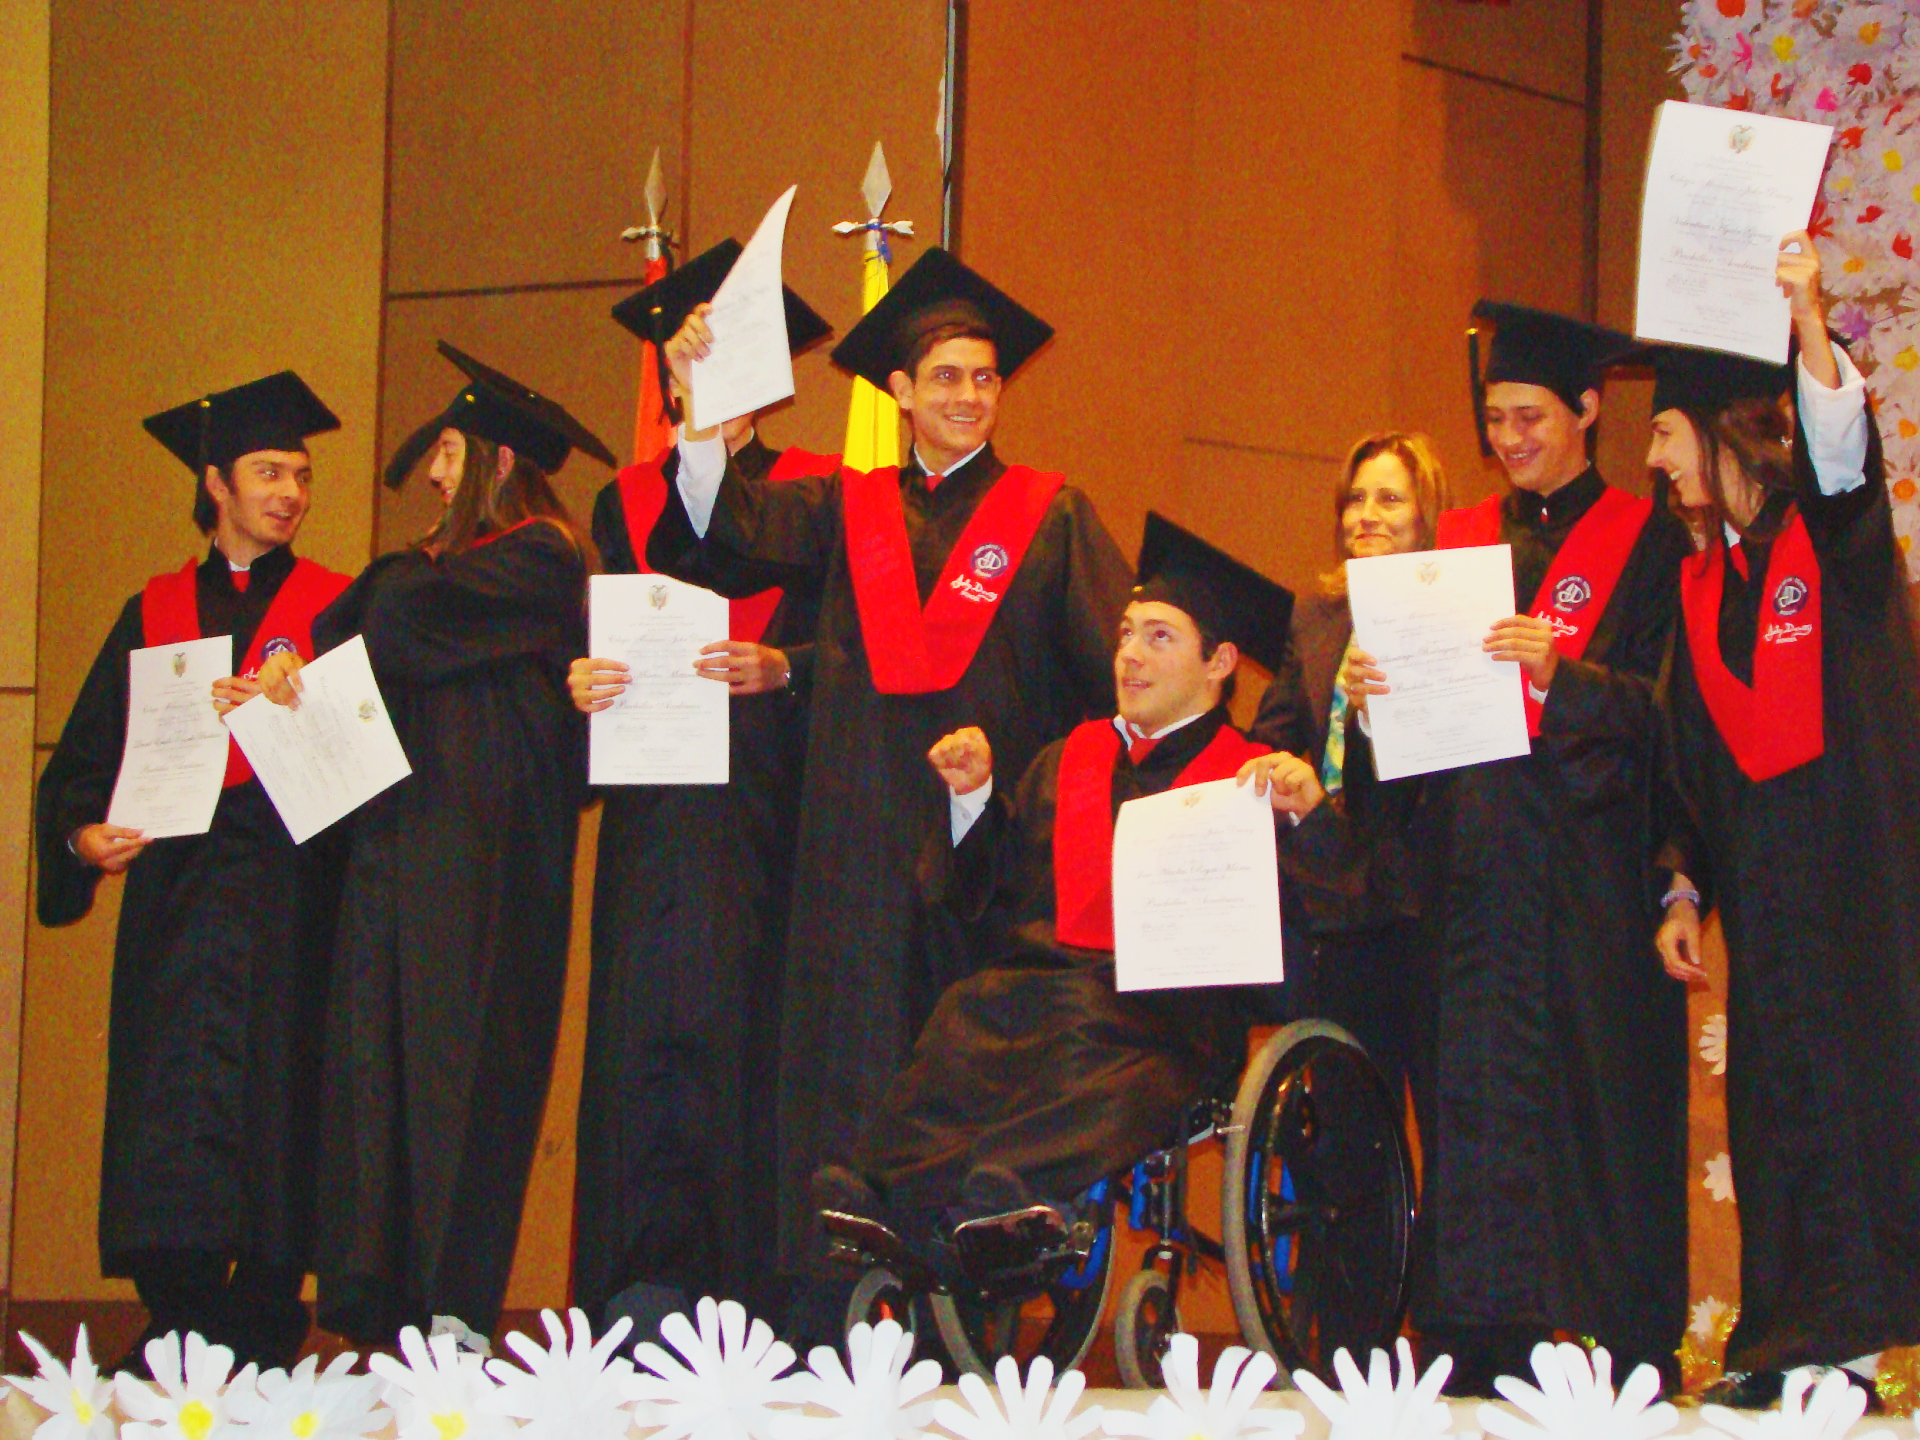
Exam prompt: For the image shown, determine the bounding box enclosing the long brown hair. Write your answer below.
[419,431,598,569]
[1664,398,1796,542]
[1321,431,1452,596]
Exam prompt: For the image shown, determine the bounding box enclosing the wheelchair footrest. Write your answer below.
[820,1209,942,1292]
[952,1204,1083,1296]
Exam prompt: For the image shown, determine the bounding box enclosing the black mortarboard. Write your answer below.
[829,247,1053,390]
[384,341,618,489]
[1468,301,1637,455]
[144,370,341,474]
[610,239,833,354]
[1132,512,1295,675]
[1641,345,1791,417]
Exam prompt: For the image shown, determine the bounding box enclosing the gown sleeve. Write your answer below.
[648,447,841,599]
[1248,620,1314,757]
[36,597,144,925]
[1049,488,1135,721]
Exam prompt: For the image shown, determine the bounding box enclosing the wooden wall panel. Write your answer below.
[1408,0,1590,103]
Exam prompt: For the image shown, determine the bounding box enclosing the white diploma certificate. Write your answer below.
[1113,777,1284,993]
[588,573,730,785]
[1635,100,1833,363]
[1346,544,1531,782]
[222,635,412,844]
[688,184,798,431]
[107,635,236,838]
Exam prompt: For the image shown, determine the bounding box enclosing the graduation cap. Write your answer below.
[1468,301,1637,456]
[384,341,617,489]
[1639,345,1791,417]
[1132,511,1295,675]
[144,370,341,475]
[611,239,834,424]
[829,247,1053,390]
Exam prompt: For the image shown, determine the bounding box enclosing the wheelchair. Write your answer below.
[822,1018,1415,1387]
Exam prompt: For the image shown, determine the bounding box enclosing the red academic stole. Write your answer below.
[1680,508,1824,781]
[1435,485,1652,736]
[1052,719,1272,951]
[140,556,352,787]
[842,464,1063,695]
[616,447,839,644]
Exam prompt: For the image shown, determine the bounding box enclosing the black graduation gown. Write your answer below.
[857,709,1262,1209]
[1251,589,1427,1125]
[35,545,340,1275]
[1660,425,1920,1372]
[1405,468,1692,1375]
[312,520,587,1342]
[573,440,815,1321]
[648,443,1131,1272]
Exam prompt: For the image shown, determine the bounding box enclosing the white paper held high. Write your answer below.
[688,184,798,431]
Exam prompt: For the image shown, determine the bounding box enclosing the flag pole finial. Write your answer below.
[621,146,676,261]
[833,139,913,259]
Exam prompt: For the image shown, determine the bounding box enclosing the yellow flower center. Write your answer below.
[72,1391,93,1424]
[432,1412,469,1440]
[291,1410,320,1438]
[1772,34,1796,61]
[1885,150,1905,172]
[1897,347,1920,372]
[1833,175,1853,193]
[1861,21,1881,43]
[178,1399,216,1440]
[1844,256,1866,273]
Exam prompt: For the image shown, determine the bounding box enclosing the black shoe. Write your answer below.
[1700,1370,1785,1409]
[958,1164,1031,1218]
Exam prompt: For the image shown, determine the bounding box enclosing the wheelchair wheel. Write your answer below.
[928,1189,1118,1379]
[1222,1019,1414,1383]
[845,1267,939,1364]
[1112,1268,1181,1389]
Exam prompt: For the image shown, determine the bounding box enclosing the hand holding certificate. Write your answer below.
[107,634,235,838]
[223,636,412,843]
[688,185,798,432]
[1635,100,1833,362]
[1346,545,1530,781]
[1113,777,1284,993]
[588,573,730,785]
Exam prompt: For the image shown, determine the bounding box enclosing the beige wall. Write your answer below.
[17,0,388,1301]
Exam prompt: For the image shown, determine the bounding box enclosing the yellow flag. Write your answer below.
[842,247,901,472]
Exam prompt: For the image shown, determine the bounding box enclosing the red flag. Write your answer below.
[633,254,675,464]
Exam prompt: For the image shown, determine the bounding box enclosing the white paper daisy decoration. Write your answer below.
[1698,1015,1727,1076]
[227,1353,389,1439]
[1102,1333,1302,1440]
[1478,1342,1676,1440]
[624,1296,805,1440]
[1289,1340,1456,1440]
[770,1318,941,1440]
[5,1325,117,1440]
[1704,1153,1737,1205]
[932,1355,1103,1440]
[486,1307,637,1440]
[1700,1367,1868,1440]
[369,1325,516,1440]
[1689,1297,1730,1344]
[115,1330,253,1440]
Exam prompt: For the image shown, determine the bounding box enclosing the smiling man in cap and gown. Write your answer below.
[36,372,351,1372]
[567,246,834,1335]
[648,247,1132,1338]
[255,343,608,1345]
[1350,304,1693,1390]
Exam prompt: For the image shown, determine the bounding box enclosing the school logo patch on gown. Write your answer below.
[261,636,298,660]
[1773,575,1809,616]
[1553,576,1594,612]
[971,543,1010,579]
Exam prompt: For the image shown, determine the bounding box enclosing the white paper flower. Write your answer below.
[1700,1367,1867,1440]
[1102,1333,1301,1440]
[486,1307,637,1440]
[5,1325,117,1440]
[771,1318,941,1440]
[932,1356,1103,1440]
[1705,1153,1737,1204]
[228,1354,390,1439]
[369,1325,515,1440]
[1689,1297,1730,1343]
[1290,1340,1456,1440]
[1698,1015,1728,1075]
[1478,1343,1676,1440]
[116,1331,253,1440]
[624,1296,804,1440]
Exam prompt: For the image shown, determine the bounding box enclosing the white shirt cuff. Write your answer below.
[1527,680,1551,704]
[950,776,993,845]
[675,427,728,536]
[1355,706,1372,740]
[1798,344,1869,496]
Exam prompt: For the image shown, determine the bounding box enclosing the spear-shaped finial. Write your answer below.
[621,146,676,260]
[833,140,913,260]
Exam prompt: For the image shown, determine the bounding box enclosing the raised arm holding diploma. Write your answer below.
[1344,544,1530,781]
[1635,100,1833,362]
